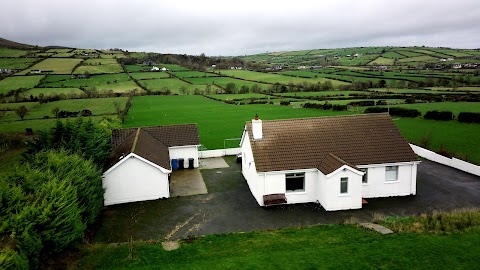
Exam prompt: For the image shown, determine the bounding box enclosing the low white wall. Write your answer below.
[410,144,480,176]
[199,147,241,158]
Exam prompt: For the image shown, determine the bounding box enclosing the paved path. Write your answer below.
[94,158,480,243]
[360,223,394,234]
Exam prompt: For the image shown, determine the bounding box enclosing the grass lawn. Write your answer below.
[0,75,44,94]
[0,58,38,69]
[16,58,83,74]
[72,224,480,270]
[124,95,352,149]
[22,87,84,97]
[386,101,480,115]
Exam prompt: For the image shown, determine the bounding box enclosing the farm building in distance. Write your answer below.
[103,124,200,206]
[240,113,420,211]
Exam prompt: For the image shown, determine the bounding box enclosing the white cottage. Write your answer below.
[103,124,200,206]
[240,113,420,211]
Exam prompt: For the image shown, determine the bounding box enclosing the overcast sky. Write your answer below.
[2,0,479,56]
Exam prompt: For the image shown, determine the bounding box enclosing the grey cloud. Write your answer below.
[1,0,479,56]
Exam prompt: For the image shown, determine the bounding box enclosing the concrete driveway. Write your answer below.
[93,157,480,243]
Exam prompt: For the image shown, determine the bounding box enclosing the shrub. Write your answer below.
[364,107,388,113]
[24,118,111,166]
[279,101,290,106]
[364,107,421,118]
[458,112,480,123]
[332,104,348,111]
[348,100,375,106]
[424,110,454,121]
[0,248,28,270]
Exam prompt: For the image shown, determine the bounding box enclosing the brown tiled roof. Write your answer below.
[318,153,358,175]
[107,124,199,171]
[245,113,418,172]
[111,124,199,148]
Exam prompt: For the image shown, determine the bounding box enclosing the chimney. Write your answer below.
[252,114,263,140]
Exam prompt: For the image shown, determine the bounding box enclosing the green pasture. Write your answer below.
[95,81,144,94]
[185,77,271,90]
[384,101,480,115]
[124,95,353,149]
[218,70,348,87]
[394,50,422,57]
[16,58,83,74]
[51,52,75,58]
[124,65,150,72]
[46,48,73,54]
[22,87,84,97]
[398,56,438,63]
[0,97,127,123]
[368,57,395,65]
[139,78,192,93]
[0,58,38,69]
[381,51,407,59]
[274,90,367,97]
[0,101,40,111]
[41,73,130,88]
[0,75,44,94]
[74,58,123,74]
[0,48,28,57]
[130,72,170,80]
[73,224,480,270]
[42,74,72,83]
[336,55,377,66]
[0,115,107,133]
[161,64,190,71]
[207,93,270,100]
[99,53,127,59]
[173,71,219,78]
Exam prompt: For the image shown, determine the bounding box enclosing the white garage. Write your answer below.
[103,124,200,206]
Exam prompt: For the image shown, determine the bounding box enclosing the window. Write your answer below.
[385,166,398,181]
[360,168,368,183]
[340,177,348,194]
[286,173,305,192]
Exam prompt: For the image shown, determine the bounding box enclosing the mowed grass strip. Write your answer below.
[0,75,44,94]
[16,58,83,74]
[124,95,352,149]
[73,225,480,270]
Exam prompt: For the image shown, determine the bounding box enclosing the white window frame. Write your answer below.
[385,166,399,181]
[286,172,305,193]
[340,177,348,194]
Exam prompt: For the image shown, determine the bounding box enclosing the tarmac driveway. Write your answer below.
[93,157,480,243]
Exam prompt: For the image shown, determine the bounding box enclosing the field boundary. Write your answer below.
[410,144,480,176]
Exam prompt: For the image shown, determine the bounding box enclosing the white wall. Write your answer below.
[359,163,417,198]
[321,169,362,211]
[103,156,169,206]
[241,131,264,205]
[410,144,480,176]
[169,146,199,168]
[198,147,241,158]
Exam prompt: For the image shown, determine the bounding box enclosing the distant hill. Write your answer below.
[0,37,37,49]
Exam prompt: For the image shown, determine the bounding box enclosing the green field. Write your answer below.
[0,101,40,111]
[73,224,480,270]
[207,93,270,100]
[0,115,107,133]
[41,73,131,88]
[398,56,438,63]
[368,57,395,65]
[219,69,349,87]
[185,77,271,90]
[95,81,144,94]
[173,71,221,78]
[0,58,38,69]
[130,72,170,80]
[0,75,44,94]
[386,102,480,115]
[16,58,83,74]
[22,87,84,97]
[139,78,193,92]
[0,48,28,57]
[124,65,150,72]
[74,58,123,74]
[0,97,127,123]
[274,90,367,97]
[124,95,352,149]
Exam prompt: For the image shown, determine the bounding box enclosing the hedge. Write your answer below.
[458,112,480,123]
[424,110,454,121]
[364,107,421,118]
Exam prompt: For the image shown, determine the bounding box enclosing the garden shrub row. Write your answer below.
[424,110,454,121]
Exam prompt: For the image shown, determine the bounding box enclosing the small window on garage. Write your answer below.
[385,166,398,181]
[286,173,305,192]
[340,177,348,194]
